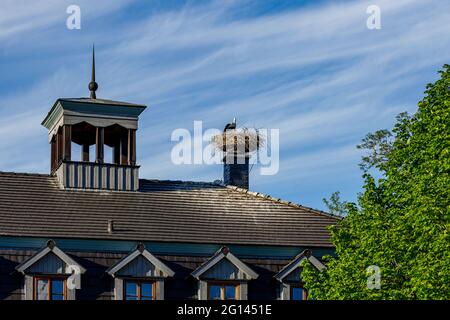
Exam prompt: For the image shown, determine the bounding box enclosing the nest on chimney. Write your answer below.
[212,127,265,156]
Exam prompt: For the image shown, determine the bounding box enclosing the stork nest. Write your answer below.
[212,128,265,155]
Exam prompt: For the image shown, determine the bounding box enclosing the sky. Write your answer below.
[1,0,450,210]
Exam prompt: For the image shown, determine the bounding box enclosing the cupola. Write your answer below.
[41,46,146,191]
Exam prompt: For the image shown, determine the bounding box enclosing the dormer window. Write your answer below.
[106,244,175,300]
[191,246,258,300]
[290,285,307,301]
[34,277,66,300]
[208,282,240,300]
[15,240,86,301]
[124,280,155,301]
[274,250,324,300]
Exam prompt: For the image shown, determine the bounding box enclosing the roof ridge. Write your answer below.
[225,185,342,220]
[139,178,222,186]
[0,171,51,178]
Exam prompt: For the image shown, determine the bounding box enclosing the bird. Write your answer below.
[223,118,236,132]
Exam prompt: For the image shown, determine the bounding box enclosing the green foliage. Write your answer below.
[302,65,450,299]
[323,191,349,217]
[357,129,393,172]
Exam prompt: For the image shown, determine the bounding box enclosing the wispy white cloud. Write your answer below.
[0,0,133,43]
[1,0,449,209]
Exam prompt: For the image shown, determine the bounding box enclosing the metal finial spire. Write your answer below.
[88,44,98,99]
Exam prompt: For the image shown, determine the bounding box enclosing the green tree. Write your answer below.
[323,191,349,217]
[302,65,450,299]
[357,129,393,172]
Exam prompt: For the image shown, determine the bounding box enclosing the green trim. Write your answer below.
[42,101,63,129]
[0,236,334,259]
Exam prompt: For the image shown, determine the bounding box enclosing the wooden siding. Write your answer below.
[285,267,302,282]
[55,161,139,191]
[27,252,68,274]
[116,255,162,278]
[202,258,249,280]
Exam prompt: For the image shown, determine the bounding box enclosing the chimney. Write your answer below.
[224,155,249,189]
[222,118,250,189]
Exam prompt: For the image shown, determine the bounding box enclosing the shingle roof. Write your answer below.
[0,172,339,247]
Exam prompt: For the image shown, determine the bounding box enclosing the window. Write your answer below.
[291,286,307,300]
[207,283,239,300]
[124,280,155,300]
[34,277,66,300]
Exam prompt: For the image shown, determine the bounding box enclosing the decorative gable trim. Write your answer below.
[106,243,175,278]
[274,249,325,282]
[191,246,258,280]
[15,240,86,274]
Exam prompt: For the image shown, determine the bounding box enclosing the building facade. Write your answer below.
[0,55,338,301]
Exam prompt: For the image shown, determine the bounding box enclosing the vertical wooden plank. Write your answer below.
[239,282,248,300]
[93,165,99,189]
[281,283,290,300]
[63,125,72,161]
[96,127,104,163]
[67,287,76,300]
[50,136,56,172]
[156,280,164,300]
[102,166,108,189]
[134,168,139,191]
[114,278,123,300]
[69,163,74,188]
[65,162,70,188]
[117,167,123,191]
[198,280,207,300]
[110,166,116,190]
[86,163,91,188]
[57,129,63,164]
[24,275,33,300]
[126,167,131,190]
[82,144,90,162]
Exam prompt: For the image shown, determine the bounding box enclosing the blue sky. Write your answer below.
[1,0,450,210]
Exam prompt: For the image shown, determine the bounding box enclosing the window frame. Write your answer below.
[123,279,156,301]
[290,284,308,301]
[33,276,67,301]
[207,281,240,300]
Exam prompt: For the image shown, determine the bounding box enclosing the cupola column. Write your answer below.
[96,127,104,163]
[50,136,57,172]
[57,128,63,164]
[62,125,72,161]
[128,129,136,166]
